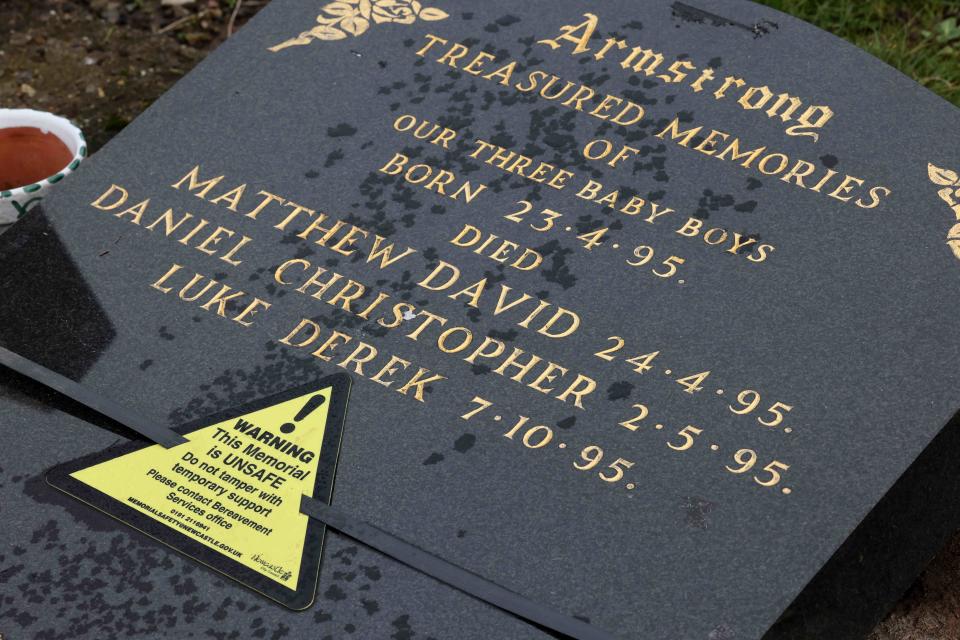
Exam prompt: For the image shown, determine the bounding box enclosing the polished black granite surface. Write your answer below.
[3,1,960,638]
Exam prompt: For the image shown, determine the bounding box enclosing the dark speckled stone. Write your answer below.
[3,2,960,639]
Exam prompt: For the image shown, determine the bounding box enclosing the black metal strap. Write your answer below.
[299,496,617,640]
[0,346,187,448]
[0,347,618,640]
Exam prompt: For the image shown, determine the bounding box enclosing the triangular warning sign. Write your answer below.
[47,373,351,610]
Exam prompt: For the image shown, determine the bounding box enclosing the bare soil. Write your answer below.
[0,0,263,152]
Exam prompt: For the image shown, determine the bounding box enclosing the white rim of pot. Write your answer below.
[0,108,87,201]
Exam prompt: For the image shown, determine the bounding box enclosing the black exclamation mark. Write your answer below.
[279,394,326,434]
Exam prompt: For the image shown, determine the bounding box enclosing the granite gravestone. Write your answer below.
[2,1,960,638]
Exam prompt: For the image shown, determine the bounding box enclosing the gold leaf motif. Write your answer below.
[419,7,449,21]
[928,163,960,186]
[947,223,960,260]
[938,186,960,208]
[271,0,446,49]
[927,161,960,261]
[323,1,361,17]
[310,24,348,40]
[341,15,371,36]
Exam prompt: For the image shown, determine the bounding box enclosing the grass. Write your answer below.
[756,0,960,106]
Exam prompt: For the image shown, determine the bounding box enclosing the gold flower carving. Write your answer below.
[270,0,449,51]
[928,163,960,260]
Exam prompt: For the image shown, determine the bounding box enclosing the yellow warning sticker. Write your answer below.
[48,373,351,610]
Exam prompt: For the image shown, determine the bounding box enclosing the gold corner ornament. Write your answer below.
[928,163,960,260]
[269,0,449,51]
